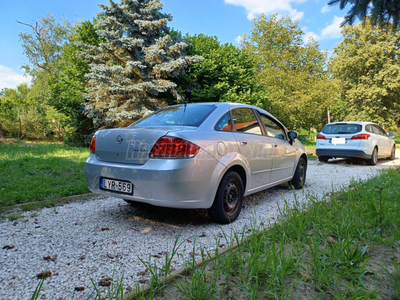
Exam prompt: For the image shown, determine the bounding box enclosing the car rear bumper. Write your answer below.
[316,149,372,159]
[84,152,223,209]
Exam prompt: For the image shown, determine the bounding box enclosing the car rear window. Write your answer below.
[321,123,362,134]
[130,104,216,127]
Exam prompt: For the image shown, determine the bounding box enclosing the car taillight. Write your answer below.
[150,136,200,158]
[351,134,370,140]
[89,135,96,152]
[316,134,326,140]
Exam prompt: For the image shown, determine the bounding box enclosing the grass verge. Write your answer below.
[0,140,90,208]
[133,167,400,299]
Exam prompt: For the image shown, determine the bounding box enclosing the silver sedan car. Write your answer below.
[85,102,307,223]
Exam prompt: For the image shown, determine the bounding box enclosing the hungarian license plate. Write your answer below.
[331,138,346,145]
[100,177,133,195]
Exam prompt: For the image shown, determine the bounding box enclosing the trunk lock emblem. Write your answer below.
[116,135,124,144]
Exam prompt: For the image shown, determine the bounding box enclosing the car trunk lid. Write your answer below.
[94,127,173,165]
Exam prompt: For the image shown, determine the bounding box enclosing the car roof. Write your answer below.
[325,121,378,126]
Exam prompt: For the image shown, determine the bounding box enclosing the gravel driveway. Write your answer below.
[1,155,399,299]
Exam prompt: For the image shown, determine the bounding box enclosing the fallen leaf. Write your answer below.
[187,239,192,243]
[138,279,147,284]
[80,255,86,260]
[36,271,52,279]
[189,252,199,257]
[300,271,311,281]
[3,245,15,250]
[152,254,161,258]
[227,290,237,300]
[126,285,132,291]
[75,286,85,291]
[326,236,336,244]
[137,269,148,276]
[101,227,109,231]
[219,244,225,248]
[99,277,112,287]
[200,233,207,237]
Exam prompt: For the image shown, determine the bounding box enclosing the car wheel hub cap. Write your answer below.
[224,182,238,213]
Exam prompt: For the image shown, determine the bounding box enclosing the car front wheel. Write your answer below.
[289,157,307,189]
[389,146,396,160]
[367,147,378,166]
[208,171,244,224]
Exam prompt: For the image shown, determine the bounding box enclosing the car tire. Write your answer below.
[389,146,396,160]
[318,156,329,162]
[208,171,244,224]
[367,147,378,166]
[289,157,307,189]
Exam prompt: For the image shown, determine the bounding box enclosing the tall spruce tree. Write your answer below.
[79,0,202,128]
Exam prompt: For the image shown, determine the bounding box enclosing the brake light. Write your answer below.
[316,134,326,140]
[351,134,370,140]
[150,136,200,158]
[89,135,96,152]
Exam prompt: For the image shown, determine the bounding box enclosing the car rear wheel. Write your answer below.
[389,146,396,160]
[289,157,307,189]
[318,156,329,162]
[367,147,378,166]
[208,171,243,224]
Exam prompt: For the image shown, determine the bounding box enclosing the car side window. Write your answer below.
[231,108,262,135]
[214,112,232,131]
[259,114,286,139]
[365,125,372,133]
[372,125,382,135]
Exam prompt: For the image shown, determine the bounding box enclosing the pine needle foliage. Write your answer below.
[328,0,400,28]
[78,0,202,128]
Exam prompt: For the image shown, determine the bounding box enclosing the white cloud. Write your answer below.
[320,16,344,39]
[303,28,320,41]
[235,35,245,44]
[0,65,32,90]
[225,0,305,21]
[321,5,331,13]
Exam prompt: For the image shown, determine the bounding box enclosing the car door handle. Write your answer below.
[240,141,248,145]
[273,144,278,148]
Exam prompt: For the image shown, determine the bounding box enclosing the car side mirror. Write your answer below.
[389,132,395,139]
[288,131,298,143]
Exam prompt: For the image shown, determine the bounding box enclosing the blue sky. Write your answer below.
[0,0,346,90]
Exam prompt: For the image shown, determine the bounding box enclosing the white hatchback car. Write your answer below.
[316,121,396,165]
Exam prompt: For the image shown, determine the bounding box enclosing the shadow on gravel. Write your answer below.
[122,201,212,226]
[323,157,395,166]
[111,184,289,227]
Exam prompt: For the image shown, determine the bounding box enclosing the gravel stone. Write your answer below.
[1,156,399,299]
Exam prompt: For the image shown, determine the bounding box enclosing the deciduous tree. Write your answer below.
[241,14,336,130]
[176,34,269,108]
[330,18,400,129]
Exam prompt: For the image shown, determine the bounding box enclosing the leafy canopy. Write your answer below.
[241,14,336,130]
[176,34,268,108]
[330,17,400,129]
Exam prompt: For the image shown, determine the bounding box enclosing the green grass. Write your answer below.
[134,167,400,300]
[0,140,90,207]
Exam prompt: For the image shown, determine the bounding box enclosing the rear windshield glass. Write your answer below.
[322,123,362,134]
[130,104,216,127]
